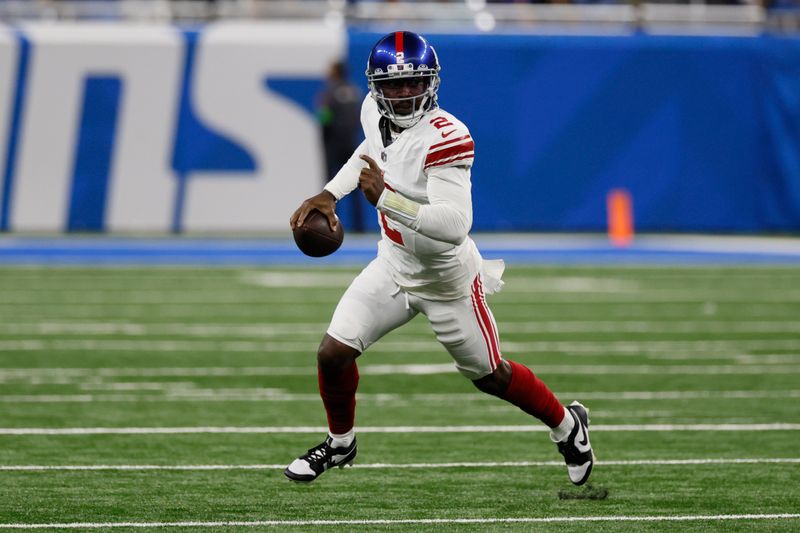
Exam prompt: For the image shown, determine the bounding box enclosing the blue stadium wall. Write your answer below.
[349,31,800,233]
[1,24,799,233]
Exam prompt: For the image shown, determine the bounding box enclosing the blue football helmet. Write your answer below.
[366,31,441,129]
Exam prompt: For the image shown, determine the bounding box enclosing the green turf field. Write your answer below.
[0,265,799,531]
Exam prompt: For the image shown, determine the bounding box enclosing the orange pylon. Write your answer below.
[607,188,634,247]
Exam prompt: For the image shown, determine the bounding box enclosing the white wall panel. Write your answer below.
[184,21,345,232]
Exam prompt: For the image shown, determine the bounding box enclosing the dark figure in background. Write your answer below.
[318,61,365,232]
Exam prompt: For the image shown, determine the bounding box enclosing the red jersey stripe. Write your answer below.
[425,141,475,165]
[429,134,471,150]
[426,150,475,166]
[427,140,474,159]
[424,152,475,170]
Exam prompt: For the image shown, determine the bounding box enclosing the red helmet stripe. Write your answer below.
[395,31,404,55]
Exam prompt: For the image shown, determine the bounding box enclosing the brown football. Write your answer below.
[292,209,344,257]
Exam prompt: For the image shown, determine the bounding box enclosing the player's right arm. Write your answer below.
[323,96,373,201]
[290,190,338,231]
[324,139,368,201]
[289,139,368,231]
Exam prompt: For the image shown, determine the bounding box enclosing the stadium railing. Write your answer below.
[1,0,796,35]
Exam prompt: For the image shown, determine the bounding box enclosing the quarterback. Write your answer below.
[286,31,594,485]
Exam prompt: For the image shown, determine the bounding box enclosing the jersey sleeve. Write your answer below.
[414,165,473,244]
[377,165,472,245]
[423,129,474,171]
[323,139,367,200]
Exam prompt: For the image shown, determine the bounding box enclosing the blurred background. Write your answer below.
[1,0,799,254]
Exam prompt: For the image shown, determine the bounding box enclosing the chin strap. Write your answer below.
[378,117,394,148]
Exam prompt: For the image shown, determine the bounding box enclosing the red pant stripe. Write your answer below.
[471,277,501,370]
[475,276,502,368]
[470,292,496,371]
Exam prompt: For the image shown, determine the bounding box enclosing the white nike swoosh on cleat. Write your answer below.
[330,453,352,464]
[575,428,591,452]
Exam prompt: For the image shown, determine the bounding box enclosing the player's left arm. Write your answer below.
[374,124,475,244]
[376,165,472,245]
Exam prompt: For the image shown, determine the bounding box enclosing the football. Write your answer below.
[292,209,344,257]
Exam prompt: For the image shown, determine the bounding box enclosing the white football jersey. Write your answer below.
[326,95,484,300]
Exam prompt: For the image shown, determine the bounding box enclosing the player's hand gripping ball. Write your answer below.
[292,209,344,257]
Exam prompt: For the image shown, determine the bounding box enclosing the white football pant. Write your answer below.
[327,257,503,380]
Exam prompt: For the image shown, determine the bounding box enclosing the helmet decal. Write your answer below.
[395,31,404,63]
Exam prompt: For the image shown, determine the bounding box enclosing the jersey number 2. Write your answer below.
[430,117,454,130]
[380,213,404,246]
[381,182,405,246]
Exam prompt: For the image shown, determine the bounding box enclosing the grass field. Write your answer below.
[0,264,799,531]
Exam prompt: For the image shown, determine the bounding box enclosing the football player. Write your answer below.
[286,31,594,486]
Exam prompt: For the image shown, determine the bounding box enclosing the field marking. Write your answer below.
[2,308,795,322]
[0,514,798,529]
[1,338,800,355]
[245,273,646,292]
[4,291,800,304]
[4,364,800,386]
[2,320,800,337]
[1,458,798,472]
[241,271,357,288]
[242,273,735,294]
[0,322,326,337]
[0,267,791,295]
[501,321,800,334]
[2,389,800,404]
[1,423,799,436]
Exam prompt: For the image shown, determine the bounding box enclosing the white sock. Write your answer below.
[549,407,575,443]
[329,429,355,448]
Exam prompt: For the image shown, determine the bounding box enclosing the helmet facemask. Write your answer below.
[368,67,440,129]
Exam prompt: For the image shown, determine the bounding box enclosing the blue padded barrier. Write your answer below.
[348,31,800,233]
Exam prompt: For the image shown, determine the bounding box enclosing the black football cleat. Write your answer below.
[284,436,357,482]
[556,401,594,486]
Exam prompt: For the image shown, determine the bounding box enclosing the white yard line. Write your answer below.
[1,423,798,435]
[560,390,800,400]
[501,321,800,334]
[648,354,800,363]
[3,364,800,385]
[1,338,800,354]
[3,291,800,303]
[1,458,798,471]
[239,273,671,293]
[2,320,800,337]
[0,322,326,337]
[2,389,800,403]
[0,514,798,529]
[241,271,357,288]
[245,273,645,292]
[4,309,793,322]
